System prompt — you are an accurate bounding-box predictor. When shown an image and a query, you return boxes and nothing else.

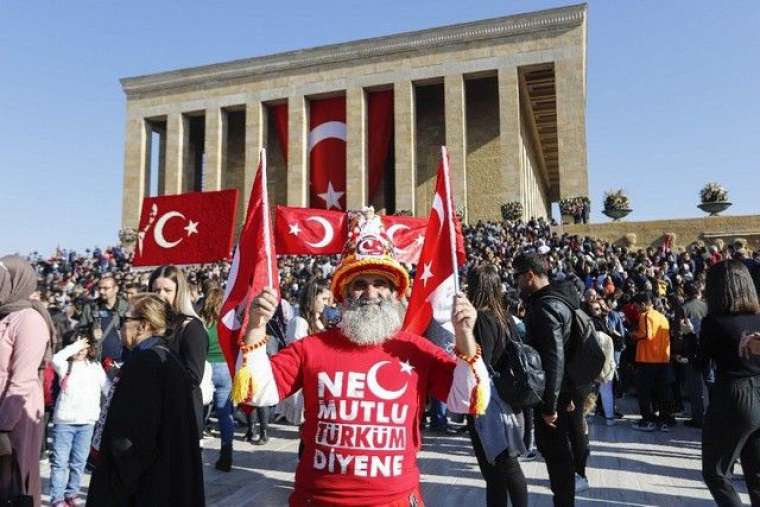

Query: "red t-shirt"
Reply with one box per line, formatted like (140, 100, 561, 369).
(269, 328, 456, 506)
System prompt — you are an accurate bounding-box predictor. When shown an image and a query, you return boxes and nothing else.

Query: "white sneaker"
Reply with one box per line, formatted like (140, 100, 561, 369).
(575, 474, 590, 493)
(605, 418, 617, 426)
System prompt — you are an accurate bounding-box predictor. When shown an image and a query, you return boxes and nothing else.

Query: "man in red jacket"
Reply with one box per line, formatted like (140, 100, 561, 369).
(236, 208, 488, 507)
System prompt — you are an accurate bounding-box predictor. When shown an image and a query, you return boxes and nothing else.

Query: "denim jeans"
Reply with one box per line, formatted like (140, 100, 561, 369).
(49, 423, 94, 503)
(429, 399, 448, 430)
(211, 362, 234, 445)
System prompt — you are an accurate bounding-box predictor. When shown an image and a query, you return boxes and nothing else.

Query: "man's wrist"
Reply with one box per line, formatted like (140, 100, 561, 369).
(244, 326, 267, 345)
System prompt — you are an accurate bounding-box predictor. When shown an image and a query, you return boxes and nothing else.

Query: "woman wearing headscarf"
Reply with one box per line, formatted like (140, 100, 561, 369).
(0, 255, 54, 506)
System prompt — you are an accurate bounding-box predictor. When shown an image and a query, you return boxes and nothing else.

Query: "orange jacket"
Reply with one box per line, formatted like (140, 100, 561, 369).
(633, 309, 670, 363)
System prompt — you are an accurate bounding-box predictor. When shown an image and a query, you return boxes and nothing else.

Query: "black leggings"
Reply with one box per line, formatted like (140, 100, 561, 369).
(467, 417, 528, 507)
(702, 377, 760, 506)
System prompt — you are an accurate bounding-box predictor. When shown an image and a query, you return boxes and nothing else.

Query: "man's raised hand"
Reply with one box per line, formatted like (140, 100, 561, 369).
(246, 287, 278, 344)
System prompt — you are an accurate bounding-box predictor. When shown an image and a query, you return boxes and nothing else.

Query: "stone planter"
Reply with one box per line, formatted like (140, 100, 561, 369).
(698, 201, 732, 216)
(603, 208, 632, 221)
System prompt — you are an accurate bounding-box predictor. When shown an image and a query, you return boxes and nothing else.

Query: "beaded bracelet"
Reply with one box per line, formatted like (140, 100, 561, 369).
(454, 345, 482, 364)
(238, 335, 270, 355)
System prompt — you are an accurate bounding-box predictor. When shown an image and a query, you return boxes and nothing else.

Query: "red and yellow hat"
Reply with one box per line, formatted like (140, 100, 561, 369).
(330, 207, 410, 302)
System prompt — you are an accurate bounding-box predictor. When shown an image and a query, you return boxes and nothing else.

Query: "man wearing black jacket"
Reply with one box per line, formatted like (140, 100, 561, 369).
(514, 253, 587, 506)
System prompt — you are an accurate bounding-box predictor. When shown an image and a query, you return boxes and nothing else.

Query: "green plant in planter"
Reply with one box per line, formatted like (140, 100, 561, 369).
(602, 189, 632, 221)
(699, 182, 728, 203)
(500, 201, 523, 221)
(698, 183, 731, 216)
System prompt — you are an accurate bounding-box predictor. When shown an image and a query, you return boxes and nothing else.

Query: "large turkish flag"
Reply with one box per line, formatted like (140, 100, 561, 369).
(133, 189, 238, 266)
(309, 96, 346, 210)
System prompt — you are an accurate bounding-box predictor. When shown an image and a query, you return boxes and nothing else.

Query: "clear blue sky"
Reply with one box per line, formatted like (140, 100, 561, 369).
(2, 0, 758, 255)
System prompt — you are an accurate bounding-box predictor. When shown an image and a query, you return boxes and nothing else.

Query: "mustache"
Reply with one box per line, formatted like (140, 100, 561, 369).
(344, 296, 388, 308)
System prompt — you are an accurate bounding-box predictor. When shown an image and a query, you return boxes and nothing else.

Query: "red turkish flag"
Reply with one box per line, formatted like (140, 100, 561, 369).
(367, 90, 394, 203)
(218, 150, 279, 376)
(270, 104, 288, 163)
(403, 148, 467, 336)
(133, 189, 238, 267)
(380, 215, 426, 265)
(275, 206, 346, 255)
(381, 215, 466, 265)
(309, 97, 346, 211)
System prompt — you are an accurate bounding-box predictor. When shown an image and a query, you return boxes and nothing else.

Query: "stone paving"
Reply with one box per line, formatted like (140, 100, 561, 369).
(40, 407, 749, 506)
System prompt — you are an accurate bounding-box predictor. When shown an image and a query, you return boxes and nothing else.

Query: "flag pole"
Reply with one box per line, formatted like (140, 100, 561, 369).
(259, 148, 275, 292)
(441, 146, 459, 294)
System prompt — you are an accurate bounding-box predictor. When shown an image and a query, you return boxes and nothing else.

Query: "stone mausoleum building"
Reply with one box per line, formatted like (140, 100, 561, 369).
(120, 4, 588, 230)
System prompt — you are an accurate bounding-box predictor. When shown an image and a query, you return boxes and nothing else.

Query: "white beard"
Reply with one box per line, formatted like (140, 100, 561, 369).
(338, 297, 405, 346)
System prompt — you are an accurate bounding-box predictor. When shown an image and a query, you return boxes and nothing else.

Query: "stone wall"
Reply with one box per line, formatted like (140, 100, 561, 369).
(561, 215, 760, 250)
(466, 76, 502, 221)
(415, 84, 445, 217)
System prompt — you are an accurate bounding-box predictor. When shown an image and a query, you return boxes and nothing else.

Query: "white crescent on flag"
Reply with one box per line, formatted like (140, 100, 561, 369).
(431, 193, 445, 232)
(304, 216, 334, 249)
(308, 121, 347, 152)
(153, 211, 186, 249)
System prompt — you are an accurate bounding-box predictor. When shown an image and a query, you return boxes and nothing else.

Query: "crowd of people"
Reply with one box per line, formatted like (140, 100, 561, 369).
(2, 215, 760, 506)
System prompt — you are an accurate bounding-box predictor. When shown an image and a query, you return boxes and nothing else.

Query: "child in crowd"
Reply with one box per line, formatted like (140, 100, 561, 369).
(49, 336, 109, 507)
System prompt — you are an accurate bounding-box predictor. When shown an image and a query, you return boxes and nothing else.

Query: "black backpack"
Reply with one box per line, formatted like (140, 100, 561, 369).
(487, 317, 545, 410)
(561, 304, 606, 387)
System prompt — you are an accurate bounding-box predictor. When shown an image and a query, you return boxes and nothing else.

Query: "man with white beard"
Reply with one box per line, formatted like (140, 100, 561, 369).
(234, 208, 489, 507)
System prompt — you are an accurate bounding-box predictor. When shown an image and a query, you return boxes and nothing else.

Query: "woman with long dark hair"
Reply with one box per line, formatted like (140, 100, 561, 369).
(700, 259, 760, 506)
(149, 265, 209, 439)
(198, 283, 235, 471)
(466, 264, 528, 507)
(279, 278, 330, 426)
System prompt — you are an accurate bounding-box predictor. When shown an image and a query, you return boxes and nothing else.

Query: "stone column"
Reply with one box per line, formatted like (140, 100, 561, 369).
(498, 66, 526, 219)
(287, 95, 308, 207)
(444, 74, 467, 220)
(121, 115, 150, 229)
(244, 101, 265, 211)
(394, 80, 415, 215)
(163, 112, 184, 195)
(203, 107, 224, 191)
(346, 87, 367, 210)
(555, 55, 588, 200)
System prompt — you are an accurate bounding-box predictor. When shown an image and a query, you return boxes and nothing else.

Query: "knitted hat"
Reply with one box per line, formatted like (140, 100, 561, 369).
(330, 207, 410, 302)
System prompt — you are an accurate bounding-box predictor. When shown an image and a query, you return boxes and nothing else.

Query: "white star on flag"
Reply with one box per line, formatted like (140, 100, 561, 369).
(317, 181, 345, 210)
(184, 220, 199, 236)
(399, 360, 414, 375)
(289, 223, 301, 236)
(415, 234, 425, 246)
(419, 261, 434, 287)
